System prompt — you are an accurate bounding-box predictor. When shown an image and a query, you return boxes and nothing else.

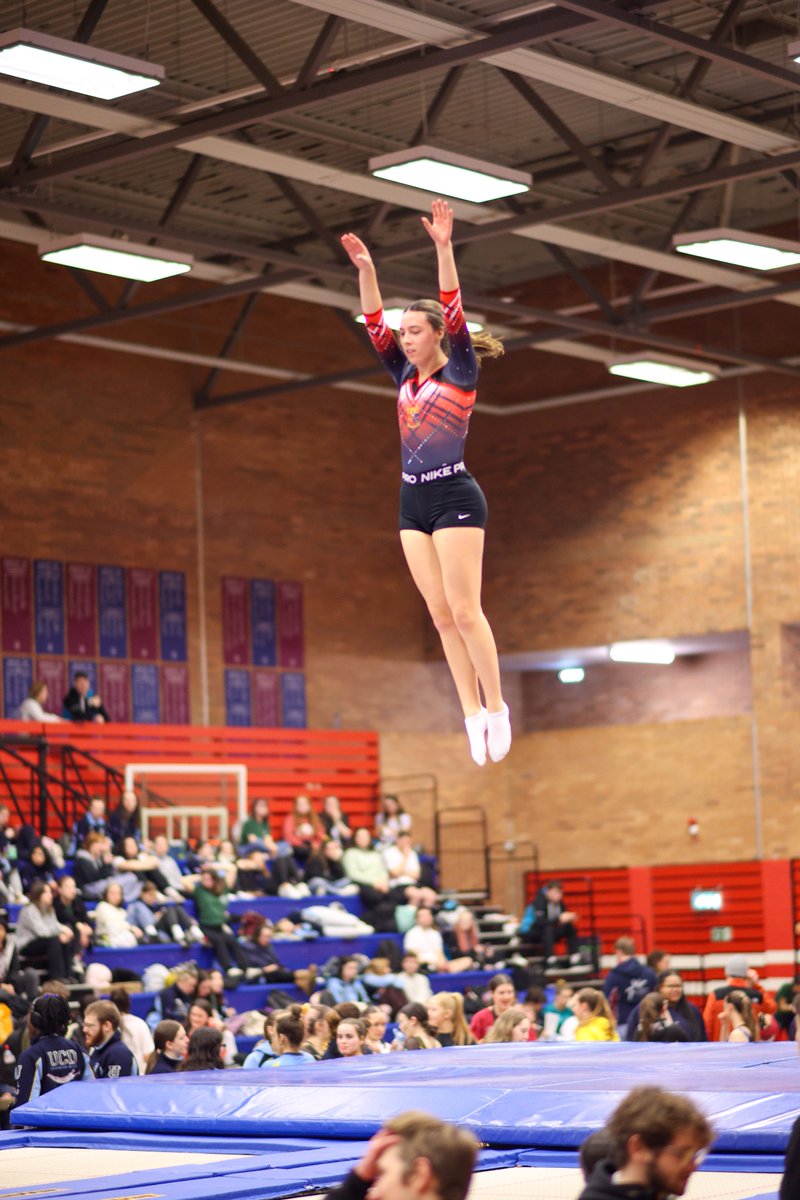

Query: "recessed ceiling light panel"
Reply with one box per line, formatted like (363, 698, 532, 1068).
(608, 352, 718, 388)
(369, 145, 531, 203)
(40, 234, 192, 282)
(355, 305, 484, 333)
(673, 227, 800, 272)
(0, 27, 164, 99)
(609, 642, 676, 665)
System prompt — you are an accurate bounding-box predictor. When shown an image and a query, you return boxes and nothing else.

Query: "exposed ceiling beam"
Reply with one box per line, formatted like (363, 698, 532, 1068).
(189, 0, 286, 97)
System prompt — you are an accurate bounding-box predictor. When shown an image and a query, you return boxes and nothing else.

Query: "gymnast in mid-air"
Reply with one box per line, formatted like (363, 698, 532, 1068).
(341, 198, 510, 766)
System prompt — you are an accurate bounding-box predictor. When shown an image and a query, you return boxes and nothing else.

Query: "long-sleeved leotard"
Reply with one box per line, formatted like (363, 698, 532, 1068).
(364, 288, 477, 482)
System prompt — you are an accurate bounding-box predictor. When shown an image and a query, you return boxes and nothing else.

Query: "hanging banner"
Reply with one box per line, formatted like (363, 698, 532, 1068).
(34, 559, 64, 656)
(1, 557, 32, 654)
(251, 579, 276, 667)
(162, 663, 190, 725)
(98, 565, 127, 659)
(277, 581, 304, 668)
(280, 671, 307, 728)
(66, 562, 97, 657)
(3, 656, 32, 718)
(131, 663, 160, 723)
(100, 662, 130, 724)
(36, 658, 66, 716)
(222, 577, 249, 665)
(128, 568, 158, 660)
(225, 668, 251, 727)
(159, 571, 187, 662)
(252, 669, 279, 727)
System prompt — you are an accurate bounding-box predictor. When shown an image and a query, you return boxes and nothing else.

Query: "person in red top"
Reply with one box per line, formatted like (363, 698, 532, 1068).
(342, 200, 510, 768)
(701, 956, 775, 1041)
(469, 973, 518, 1042)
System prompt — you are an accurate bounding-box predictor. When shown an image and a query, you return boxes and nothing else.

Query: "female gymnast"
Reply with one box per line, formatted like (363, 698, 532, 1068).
(341, 199, 510, 765)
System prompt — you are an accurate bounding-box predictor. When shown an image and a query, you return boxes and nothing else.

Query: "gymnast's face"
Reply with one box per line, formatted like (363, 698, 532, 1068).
(399, 310, 443, 367)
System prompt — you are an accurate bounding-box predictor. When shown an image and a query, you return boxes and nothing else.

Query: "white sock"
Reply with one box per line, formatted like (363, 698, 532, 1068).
(464, 707, 488, 766)
(487, 703, 511, 763)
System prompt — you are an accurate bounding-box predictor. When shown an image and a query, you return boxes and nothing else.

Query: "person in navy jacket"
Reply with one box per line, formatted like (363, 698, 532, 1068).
(602, 937, 657, 1031)
(14, 993, 91, 1107)
(83, 1000, 138, 1078)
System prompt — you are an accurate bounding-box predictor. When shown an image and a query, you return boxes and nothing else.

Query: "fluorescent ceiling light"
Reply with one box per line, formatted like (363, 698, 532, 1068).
(608, 352, 718, 389)
(369, 145, 531, 203)
(558, 667, 585, 684)
(609, 642, 675, 665)
(788, 40, 800, 62)
(40, 234, 192, 282)
(0, 27, 163, 99)
(355, 305, 484, 333)
(673, 227, 800, 272)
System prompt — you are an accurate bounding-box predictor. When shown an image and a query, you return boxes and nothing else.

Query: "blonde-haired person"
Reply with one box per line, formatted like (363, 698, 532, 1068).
(341, 199, 510, 769)
(484, 1008, 534, 1044)
(365, 1006, 392, 1055)
(426, 993, 474, 1047)
(723, 989, 759, 1042)
(573, 987, 620, 1042)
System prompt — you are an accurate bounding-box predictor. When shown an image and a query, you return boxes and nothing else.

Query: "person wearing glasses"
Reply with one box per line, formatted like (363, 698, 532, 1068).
(625, 971, 705, 1042)
(578, 1086, 713, 1199)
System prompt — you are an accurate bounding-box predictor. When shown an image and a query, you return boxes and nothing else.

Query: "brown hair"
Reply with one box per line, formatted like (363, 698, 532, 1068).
(275, 1004, 306, 1050)
(182, 1027, 224, 1071)
(726, 989, 758, 1041)
(633, 992, 666, 1042)
(403, 299, 504, 364)
(615, 936, 636, 956)
(85, 999, 120, 1031)
(383, 1110, 478, 1200)
(28, 680, 47, 701)
(576, 987, 617, 1035)
(485, 1008, 529, 1043)
(146, 1019, 183, 1072)
(606, 1086, 713, 1164)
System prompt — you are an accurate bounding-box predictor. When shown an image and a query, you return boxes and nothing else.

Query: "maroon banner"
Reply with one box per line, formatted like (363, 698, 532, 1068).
(128, 568, 158, 660)
(36, 658, 66, 716)
(65, 562, 97, 657)
(162, 663, 190, 725)
(2, 557, 32, 653)
(276, 581, 304, 669)
(221, 576, 249, 665)
(252, 669, 279, 727)
(100, 661, 130, 724)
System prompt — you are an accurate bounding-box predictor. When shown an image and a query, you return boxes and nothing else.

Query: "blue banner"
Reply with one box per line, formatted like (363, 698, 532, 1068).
(98, 565, 127, 658)
(225, 669, 251, 726)
(131, 663, 160, 723)
(3, 656, 32, 718)
(159, 571, 187, 662)
(280, 672, 307, 728)
(68, 660, 98, 694)
(34, 559, 64, 655)
(251, 579, 276, 666)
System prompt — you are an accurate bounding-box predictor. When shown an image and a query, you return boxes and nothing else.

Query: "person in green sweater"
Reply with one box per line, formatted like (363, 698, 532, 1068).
(237, 798, 304, 892)
(190, 866, 250, 977)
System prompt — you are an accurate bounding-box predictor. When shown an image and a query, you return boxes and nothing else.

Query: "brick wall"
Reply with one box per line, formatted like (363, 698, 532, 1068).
(3, 237, 800, 899)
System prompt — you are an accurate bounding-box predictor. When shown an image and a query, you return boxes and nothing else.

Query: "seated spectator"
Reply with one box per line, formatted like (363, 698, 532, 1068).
(629, 992, 689, 1044)
(572, 987, 619, 1042)
(337, 1016, 369, 1057)
(0, 806, 23, 905)
(17, 840, 56, 893)
(111, 987, 154, 1073)
(321, 794, 352, 845)
(519, 879, 580, 963)
(396, 952, 432, 1005)
(181, 1027, 224, 1071)
(0, 919, 38, 1016)
(83, 1000, 139, 1077)
(384, 831, 421, 888)
(113, 837, 171, 893)
(75, 798, 108, 846)
(240, 919, 304, 986)
(18, 680, 62, 722)
(723, 989, 758, 1042)
(764, 982, 796, 1042)
(242, 1012, 280, 1068)
(602, 936, 657, 1033)
(94, 881, 143, 948)
(189, 865, 250, 977)
(484, 1009, 534, 1043)
(522, 985, 546, 1036)
(196, 968, 236, 1024)
(13, 994, 90, 1108)
(74, 833, 139, 903)
(541, 981, 574, 1038)
(239, 797, 277, 851)
(426, 992, 474, 1047)
(53, 875, 93, 959)
(395, 1002, 440, 1050)
(360, 957, 407, 1016)
(151, 834, 193, 897)
(626, 971, 705, 1043)
(305, 840, 359, 896)
(63, 670, 109, 723)
(323, 956, 371, 1006)
(126, 880, 202, 946)
(146, 963, 199, 1031)
(364, 1006, 391, 1054)
(301, 1005, 331, 1060)
(16, 880, 75, 981)
(268, 1005, 315, 1067)
(445, 908, 495, 969)
(374, 794, 411, 847)
(321, 1003, 361, 1060)
(703, 956, 775, 1041)
(282, 795, 324, 863)
(403, 908, 474, 974)
(108, 790, 144, 849)
(343, 827, 399, 930)
(145, 1019, 188, 1074)
(469, 973, 517, 1042)
(234, 846, 283, 897)
(185, 997, 236, 1064)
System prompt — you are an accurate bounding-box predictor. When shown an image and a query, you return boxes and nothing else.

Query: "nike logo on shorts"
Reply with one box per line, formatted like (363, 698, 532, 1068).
(458, 513, 470, 520)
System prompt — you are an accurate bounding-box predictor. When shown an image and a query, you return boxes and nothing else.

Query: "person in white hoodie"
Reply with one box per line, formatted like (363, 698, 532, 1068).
(93, 881, 143, 948)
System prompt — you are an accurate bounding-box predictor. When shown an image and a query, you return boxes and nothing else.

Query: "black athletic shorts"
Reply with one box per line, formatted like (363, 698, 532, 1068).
(399, 472, 488, 535)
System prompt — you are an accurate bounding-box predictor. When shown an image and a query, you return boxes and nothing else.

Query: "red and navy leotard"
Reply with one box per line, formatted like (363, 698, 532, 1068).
(364, 288, 478, 482)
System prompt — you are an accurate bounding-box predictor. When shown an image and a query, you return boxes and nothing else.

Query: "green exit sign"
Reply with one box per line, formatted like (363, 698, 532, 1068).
(710, 926, 734, 942)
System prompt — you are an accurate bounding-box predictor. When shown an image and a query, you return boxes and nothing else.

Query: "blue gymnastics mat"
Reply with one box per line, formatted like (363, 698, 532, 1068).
(11, 1042, 800, 1154)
